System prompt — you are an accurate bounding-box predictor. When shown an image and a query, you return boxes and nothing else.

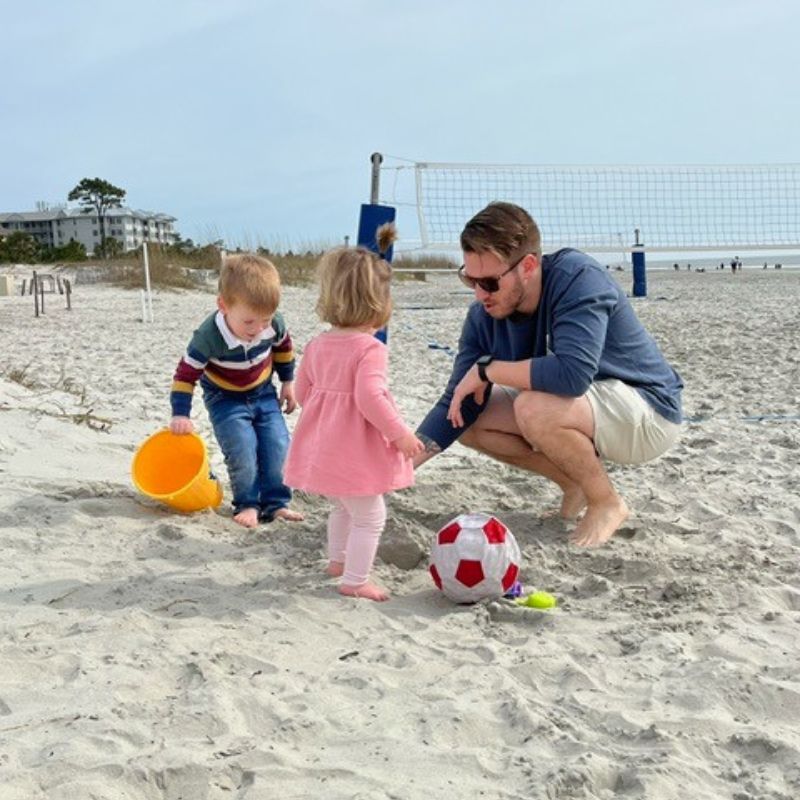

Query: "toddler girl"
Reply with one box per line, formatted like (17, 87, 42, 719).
(284, 226, 423, 601)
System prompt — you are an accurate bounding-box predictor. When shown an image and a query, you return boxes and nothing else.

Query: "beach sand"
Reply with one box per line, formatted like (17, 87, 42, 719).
(0, 267, 798, 799)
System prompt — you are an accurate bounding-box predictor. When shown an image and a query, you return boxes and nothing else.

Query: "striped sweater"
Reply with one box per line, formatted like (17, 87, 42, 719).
(171, 310, 295, 417)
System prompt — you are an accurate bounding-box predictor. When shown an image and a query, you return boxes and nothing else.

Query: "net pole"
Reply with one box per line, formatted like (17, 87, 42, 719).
(414, 163, 429, 248)
(358, 152, 396, 344)
(631, 228, 647, 298)
(370, 152, 382, 204)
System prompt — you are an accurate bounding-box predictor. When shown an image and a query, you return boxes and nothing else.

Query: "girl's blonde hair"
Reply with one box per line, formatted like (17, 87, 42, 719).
(219, 253, 281, 313)
(315, 224, 397, 329)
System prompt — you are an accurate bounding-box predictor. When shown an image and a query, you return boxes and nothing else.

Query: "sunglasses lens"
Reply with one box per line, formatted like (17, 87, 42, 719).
(458, 267, 500, 293)
(458, 269, 475, 289)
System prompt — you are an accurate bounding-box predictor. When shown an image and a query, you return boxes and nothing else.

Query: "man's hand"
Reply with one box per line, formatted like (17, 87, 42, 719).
(170, 415, 194, 435)
(447, 365, 489, 428)
(280, 381, 297, 413)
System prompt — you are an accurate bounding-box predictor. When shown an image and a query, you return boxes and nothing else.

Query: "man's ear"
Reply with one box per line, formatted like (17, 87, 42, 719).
(522, 253, 539, 279)
(216, 295, 226, 314)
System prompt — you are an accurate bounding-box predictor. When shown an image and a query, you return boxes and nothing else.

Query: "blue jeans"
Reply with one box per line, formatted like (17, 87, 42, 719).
(202, 380, 292, 520)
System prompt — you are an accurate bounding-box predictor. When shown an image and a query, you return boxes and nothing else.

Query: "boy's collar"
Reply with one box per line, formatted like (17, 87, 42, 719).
(215, 310, 275, 348)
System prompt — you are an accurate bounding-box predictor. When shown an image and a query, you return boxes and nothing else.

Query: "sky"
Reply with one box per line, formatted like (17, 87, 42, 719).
(2, 0, 799, 252)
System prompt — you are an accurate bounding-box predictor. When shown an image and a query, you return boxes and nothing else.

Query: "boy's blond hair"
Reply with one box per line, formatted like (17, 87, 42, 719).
(315, 246, 393, 329)
(218, 253, 281, 312)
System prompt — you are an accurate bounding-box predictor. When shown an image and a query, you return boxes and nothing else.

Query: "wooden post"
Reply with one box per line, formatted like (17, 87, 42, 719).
(142, 243, 154, 322)
(33, 271, 39, 317)
(65, 279, 72, 310)
(40, 276, 45, 314)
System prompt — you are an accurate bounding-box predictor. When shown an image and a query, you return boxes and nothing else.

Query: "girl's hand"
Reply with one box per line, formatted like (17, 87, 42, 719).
(170, 415, 194, 435)
(394, 431, 425, 458)
(280, 382, 297, 414)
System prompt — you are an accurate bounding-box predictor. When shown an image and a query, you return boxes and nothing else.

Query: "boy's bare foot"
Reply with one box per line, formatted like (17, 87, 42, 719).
(339, 582, 389, 602)
(273, 507, 304, 522)
(569, 496, 629, 548)
(326, 561, 344, 577)
(234, 508, 259, 528)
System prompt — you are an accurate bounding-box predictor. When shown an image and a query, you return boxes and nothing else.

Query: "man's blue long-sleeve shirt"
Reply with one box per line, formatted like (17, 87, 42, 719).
(418, 249, 683, 450)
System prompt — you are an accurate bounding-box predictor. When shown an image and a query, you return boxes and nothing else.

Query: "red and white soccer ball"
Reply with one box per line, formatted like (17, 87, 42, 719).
(429, 512, 521, 603)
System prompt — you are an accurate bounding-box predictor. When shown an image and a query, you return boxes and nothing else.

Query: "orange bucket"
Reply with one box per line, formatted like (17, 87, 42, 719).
(132, 430, 223, 512)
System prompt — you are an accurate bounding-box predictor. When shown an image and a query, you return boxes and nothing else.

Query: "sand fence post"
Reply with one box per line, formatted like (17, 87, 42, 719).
(142, 242, 154, 323)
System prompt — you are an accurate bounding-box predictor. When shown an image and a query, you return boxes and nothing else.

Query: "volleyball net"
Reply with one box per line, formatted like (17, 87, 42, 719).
(375, 157, 800, 254)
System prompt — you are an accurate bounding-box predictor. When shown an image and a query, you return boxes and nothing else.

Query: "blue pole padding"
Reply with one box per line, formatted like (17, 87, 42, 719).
(357, 203, 396, 343)
(632, 246, 647, 297)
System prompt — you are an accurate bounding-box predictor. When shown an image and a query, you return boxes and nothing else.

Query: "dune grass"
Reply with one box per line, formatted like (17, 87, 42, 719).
(74, 246, 458, 291)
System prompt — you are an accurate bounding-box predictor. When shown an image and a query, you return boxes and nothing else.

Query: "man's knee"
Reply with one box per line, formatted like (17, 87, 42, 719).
(513, 391, 547, 432)
(513, 390, 594, 440)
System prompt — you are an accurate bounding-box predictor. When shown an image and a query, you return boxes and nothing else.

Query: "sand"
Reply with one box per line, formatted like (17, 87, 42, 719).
(0, 266, 798, 799)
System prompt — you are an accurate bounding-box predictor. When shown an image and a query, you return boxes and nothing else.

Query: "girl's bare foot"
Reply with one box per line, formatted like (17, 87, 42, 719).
(273, 507, 304, 522)
(326, 561, 344, 577)
(339, 582, 389, 602)
(234, 508, 259, 528)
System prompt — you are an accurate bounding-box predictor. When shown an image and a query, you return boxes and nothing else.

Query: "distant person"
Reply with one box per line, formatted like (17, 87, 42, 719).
(720, 262, 725, 270)
(673, 262, 679, 271)
(284, 226, 424, 602)
(687, 263, 692, 271)
(169, 253, 304, 528)
(730, 258, 737, 273)
(413, 202, 683, 548)
(763, 261, 768, 270)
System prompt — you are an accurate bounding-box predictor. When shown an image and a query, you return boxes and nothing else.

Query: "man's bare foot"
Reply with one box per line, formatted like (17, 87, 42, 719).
(273, 507, 304, 522)
(542, 485, 587, 520)
(569, 496, 629, 547)
(326, 560, 344, 577)
(339, 582, 389, 602)
(234, 508, 259, 528)
(560, 485, 587, 520)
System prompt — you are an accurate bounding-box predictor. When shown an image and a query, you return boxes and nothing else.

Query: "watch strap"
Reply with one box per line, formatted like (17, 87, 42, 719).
(477, 358, 492, 383)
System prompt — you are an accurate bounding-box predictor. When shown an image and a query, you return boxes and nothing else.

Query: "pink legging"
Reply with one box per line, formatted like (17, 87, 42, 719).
(327, 495, 386, 587)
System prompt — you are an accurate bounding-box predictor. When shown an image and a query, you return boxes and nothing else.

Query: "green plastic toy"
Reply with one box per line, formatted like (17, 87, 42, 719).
(516, 591, 557, 609)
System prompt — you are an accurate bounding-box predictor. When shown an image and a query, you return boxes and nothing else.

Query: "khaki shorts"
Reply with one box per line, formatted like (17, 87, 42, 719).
(586, 379, 682, 465)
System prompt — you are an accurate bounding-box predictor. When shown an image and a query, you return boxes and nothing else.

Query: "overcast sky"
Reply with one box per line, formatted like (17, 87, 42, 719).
(2, 0, 798, 250)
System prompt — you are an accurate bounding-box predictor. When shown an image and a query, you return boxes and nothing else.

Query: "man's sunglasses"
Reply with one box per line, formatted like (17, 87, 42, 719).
(457, 254, 530, 294)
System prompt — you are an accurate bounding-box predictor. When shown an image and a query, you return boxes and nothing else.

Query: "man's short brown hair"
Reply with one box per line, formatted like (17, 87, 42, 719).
(460, 201, 542, 263)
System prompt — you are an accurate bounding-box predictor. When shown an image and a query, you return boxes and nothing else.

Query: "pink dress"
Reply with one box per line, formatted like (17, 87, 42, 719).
(284, 332, 415, 497)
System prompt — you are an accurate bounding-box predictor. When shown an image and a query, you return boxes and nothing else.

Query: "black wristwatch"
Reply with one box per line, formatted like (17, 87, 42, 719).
(475, 354, 494, 383)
